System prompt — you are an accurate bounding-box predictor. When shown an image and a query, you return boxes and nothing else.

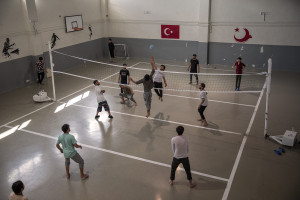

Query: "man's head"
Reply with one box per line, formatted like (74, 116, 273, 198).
(237, 57, 242, 62)
(193, 54, 197, 59)
(199, 83, 205, 90)
(108, 38, 112, 43)
(39, 57, 43, 61)
(61, 124, 70, 133)
(123, 63, 127, 69)
(12, 180, 24, 195)
(144, 74, 150, 81)
(176, 126, 184, 135)
(160, 65, 166, 71)
(93, 80, 100, 86)
(6, 38, 9, 42)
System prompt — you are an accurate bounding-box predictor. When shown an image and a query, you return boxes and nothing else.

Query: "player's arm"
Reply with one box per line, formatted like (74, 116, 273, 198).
(128, 76, 131, 84)
(130, 77, 137, 84)
(73, 143, 82, 149)
(197, 63, 200, 73)
(150, 56, 157, 70)
(118, 74, 121, 83)
(187, 63, 191, 71)
(130, 87, 134, 95)
(163, 76, 167, 87)
(171, 139, 175, 153)
(232, 62, 236, 69)
(198, 98, 205, 108)
(56, 143, 63, 153)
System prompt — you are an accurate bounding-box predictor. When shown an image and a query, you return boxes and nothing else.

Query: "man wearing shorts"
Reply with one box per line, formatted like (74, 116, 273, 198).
(169, 126, 196, 188)
(198, 83, 208, 126)
(187, 54, 200, 85)
(151, 56, 167, 102)
(130, 58, 155, 118)
(56, 124, 89, 180)
(232, 57, 246, 91)
(119, 84, 137, 106)
(118, 63, 130, 93)
(93, 80, 113, 119)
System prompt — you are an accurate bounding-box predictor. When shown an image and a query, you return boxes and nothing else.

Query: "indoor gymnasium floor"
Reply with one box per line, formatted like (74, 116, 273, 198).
(0, 58, 299, 200)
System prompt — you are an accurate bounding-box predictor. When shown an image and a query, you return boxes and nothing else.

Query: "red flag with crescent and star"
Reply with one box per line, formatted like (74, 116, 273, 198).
(161, 25, 180, 39)
(234, 28, 252, 43)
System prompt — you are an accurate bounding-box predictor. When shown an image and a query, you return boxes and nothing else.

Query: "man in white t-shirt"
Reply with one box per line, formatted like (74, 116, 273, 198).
(169, 126, 196, 188)
(93, 80, 113, 119)
(151, 56, 167, 102)
(198, 83, 208, 126)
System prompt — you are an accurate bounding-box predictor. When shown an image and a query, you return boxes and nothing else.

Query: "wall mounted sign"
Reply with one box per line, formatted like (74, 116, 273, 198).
(234, 28, 252, 43)
(161, 25, 180, 39)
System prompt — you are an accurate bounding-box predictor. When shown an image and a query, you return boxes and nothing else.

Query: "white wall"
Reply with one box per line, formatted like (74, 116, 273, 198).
(0, 0, 107, 63)
(209, 0, 300, 46)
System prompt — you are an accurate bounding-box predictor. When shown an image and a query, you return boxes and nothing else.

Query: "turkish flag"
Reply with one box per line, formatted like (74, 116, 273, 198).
(161, 25, 180, 39)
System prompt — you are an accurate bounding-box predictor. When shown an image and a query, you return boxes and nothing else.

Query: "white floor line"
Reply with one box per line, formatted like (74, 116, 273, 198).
(221, 80, 267, 200)
(59, 101, 242, 136)
(0, 62, 141, 128)
(101, 85, 256, 108)
(4, 125, 228, 182)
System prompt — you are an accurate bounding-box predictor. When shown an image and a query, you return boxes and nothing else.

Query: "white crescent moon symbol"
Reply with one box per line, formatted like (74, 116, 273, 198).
(164, 28, 170, 36)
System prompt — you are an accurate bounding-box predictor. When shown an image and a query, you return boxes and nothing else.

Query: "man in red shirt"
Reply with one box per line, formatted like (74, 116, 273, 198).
(232, 57, 246, 91)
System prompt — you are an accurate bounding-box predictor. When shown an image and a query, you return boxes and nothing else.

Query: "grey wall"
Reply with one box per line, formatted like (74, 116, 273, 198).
(208, 42, 300, 71)
(110, 37, 208, 64)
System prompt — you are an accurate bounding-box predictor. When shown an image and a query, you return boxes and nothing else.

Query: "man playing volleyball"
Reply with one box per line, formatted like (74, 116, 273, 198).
(198, 83, 208, 126)
(93, 80, 113, 119)
(187, 54, 199, 85)
(118, 63, 131, 94)
(151, 56, 167, 102)
(119, 84, 137, 106)
(56, 124, 89, 180)
(130, 58, 155, 118)
(232, 57, 246, 91)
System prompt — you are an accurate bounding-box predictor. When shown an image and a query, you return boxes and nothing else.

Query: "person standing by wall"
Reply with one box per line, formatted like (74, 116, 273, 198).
(108, 38, 115, 62)
(232, 57, 246, 91)
(34, 57, 47, 84)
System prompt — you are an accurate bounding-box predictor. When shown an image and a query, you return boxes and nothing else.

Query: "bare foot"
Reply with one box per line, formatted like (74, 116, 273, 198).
(189, 82, 192, 84)
(202, 122, 208, 126)
(169, 180, 173, 185)
(160, 98, 163, 102)
(120, 101, 125, 104)
(197, 119, 203, 121)
(81, 174, 89, 180)
(146, 113, 150, 118)
(66, 174, 70, 179)
(190, 182, 196, 188)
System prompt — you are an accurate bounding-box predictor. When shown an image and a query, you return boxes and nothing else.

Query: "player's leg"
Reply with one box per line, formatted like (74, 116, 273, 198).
(189, 73, 192, 84)
(40, 72, 45, 84)
(37, 72, 42, 84)
(195, 74, 199, 85)
(235, 75, 239, 90)
(70, 152, 89, 179)
(181, 157, 196, 188)
(237, 75, 242, 90)
(200, 106, 208, 126)
(103, 101, 113, 118)
(119, 93, 125, 104)
(154, 82, 160, 99)
(95, 102, 102, 118)
(170, 157, 181, 185)
(144, 92, 152, 117)
(159, 82, 163, 101)
(65, 158, 71, 179)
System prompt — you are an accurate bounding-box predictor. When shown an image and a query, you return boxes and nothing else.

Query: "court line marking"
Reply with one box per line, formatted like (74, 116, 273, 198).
(101, 85, 256, 108)
(4, 125, 228, 182)
(58, 101, 243, 136)
(0, 62, 141, 129)
(221, 80, 267, 200)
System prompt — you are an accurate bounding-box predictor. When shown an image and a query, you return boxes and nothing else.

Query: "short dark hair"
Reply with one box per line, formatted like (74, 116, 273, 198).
(39, 57, 43, 60)
(176, 126, 184, 135)
(144, 74, 150, 81)
(12, 180, 24, 195)
(237, 57, 242, 60)
(61, 124, 70, 133)
(200, 83, 205, 88)
(193, 54, 197, 56)
(161, 65, 166, 70)
(123, 63, 127, 66)
(108, 38, 112, 41)
(93, 80, 98, 85)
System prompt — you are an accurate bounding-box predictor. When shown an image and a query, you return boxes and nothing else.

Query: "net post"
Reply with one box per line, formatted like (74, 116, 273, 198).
(48, 41, 56, 101)
(264, 58, 272, 137)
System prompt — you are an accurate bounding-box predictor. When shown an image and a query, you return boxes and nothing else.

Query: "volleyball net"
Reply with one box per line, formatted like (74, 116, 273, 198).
(50, 50, 267, 97)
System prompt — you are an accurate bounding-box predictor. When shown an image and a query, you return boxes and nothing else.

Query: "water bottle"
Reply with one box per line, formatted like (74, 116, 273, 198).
(292, 127, 295, 132)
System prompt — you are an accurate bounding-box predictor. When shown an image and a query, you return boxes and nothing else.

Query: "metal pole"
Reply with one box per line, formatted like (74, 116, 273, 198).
(48, 41, 56, 101)
(264, 58, 272, 137)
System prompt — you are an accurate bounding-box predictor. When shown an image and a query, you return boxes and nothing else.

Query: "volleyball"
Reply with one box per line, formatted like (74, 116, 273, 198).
(149, 44, 154, 50)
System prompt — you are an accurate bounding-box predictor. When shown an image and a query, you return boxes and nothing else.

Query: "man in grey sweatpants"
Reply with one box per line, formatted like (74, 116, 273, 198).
(131, 57, 155, 118)
(56, 124, 89, 180)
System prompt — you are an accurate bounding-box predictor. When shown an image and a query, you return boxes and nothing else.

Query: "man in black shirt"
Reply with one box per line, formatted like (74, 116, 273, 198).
(187, 54, 199, 85)
(118, 63, 131, 93)
(108, 38, 115, 62)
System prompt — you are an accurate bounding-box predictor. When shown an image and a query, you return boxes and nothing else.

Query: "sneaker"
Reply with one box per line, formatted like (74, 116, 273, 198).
(279, 147, 285, 153)
(274, 150, 281, 155)
(95, 115, 100, 119)
(108, 115, 113, 119)
(237, 88, 240, 91)
(235, 88, 238, 91)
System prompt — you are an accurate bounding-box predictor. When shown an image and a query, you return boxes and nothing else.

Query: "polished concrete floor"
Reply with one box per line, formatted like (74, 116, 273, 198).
(0, 57, 299, 200)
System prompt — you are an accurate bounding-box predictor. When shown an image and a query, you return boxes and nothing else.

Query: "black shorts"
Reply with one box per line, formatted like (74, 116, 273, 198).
(97, 101, 110, 112)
